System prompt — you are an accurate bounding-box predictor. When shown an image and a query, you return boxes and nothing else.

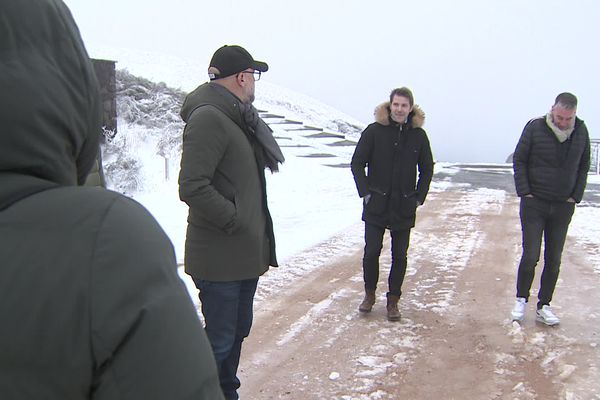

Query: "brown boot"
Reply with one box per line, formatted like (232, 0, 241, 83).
(386, 293, 401, 321)
(358, 289, 376, 313)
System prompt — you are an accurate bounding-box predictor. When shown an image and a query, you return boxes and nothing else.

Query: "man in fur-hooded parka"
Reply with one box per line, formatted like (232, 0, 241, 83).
(351, 87, 434, 320)
(351, 90, 434, 229)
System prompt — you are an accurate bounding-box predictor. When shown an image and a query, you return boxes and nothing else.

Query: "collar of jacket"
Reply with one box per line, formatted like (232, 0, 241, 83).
(373, 101, 425, 128)
(180, 82, 245, 130)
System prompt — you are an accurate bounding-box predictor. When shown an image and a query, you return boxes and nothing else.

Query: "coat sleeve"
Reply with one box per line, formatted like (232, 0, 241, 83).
(178, 107, 236, 230)
(351, 127, 373, 198)
(571, 124, 591, 203)
(416, 131, 434, 204)
(513, 120, 534, 197)
(90, 196, 224, 400)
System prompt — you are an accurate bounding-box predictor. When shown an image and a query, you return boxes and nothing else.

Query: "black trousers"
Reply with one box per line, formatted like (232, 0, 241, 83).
(362, 223, 411, 296)
(516, 197, 575, 307)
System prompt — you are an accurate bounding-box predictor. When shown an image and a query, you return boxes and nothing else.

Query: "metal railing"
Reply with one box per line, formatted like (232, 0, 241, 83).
(591, 139, 600, 175)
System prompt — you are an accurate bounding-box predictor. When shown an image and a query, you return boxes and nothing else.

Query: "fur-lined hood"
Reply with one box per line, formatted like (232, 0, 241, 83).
(374, 102, 425, 128)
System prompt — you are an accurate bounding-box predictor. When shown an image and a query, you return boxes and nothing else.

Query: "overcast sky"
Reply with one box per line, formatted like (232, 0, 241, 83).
(64, 0, 599, 162)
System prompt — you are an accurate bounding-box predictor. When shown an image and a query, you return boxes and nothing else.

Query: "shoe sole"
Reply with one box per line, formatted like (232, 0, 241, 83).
(511, 313, 524, 322)
(358, 304, 374, 313)
(535, 315, 559, 326)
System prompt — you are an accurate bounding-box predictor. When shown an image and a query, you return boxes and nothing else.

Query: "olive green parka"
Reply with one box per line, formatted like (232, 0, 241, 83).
(179, 82, 278, 282)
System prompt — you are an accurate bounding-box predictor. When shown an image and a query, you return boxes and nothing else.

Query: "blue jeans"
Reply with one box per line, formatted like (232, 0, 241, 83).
(193, 277, 258, 400)
(362, 223, 411, 296)
(516, 197, 575, 307)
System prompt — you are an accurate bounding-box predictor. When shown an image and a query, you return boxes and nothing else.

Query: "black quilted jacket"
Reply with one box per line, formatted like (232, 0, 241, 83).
(513, 116, 590, 203)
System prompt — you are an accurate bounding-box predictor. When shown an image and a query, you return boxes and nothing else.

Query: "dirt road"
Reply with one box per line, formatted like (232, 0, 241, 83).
(238, 179, 600, 399)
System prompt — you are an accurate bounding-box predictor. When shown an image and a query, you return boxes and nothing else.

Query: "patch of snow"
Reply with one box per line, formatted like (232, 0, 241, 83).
(328, 372, 340, 380)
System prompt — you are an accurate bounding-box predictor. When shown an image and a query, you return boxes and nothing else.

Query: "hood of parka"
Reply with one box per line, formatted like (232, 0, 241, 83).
(374, 101, 425, 128)
(180, 82, 245, 130)
(0, 0, 101, 199)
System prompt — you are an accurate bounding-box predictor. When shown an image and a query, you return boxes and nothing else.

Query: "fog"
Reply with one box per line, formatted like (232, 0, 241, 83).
(65, 0, 599, 162)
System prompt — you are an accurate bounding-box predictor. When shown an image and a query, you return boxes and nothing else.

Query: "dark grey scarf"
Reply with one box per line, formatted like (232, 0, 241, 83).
(209, 83, 284, 172)
(240, 102, 285, 172)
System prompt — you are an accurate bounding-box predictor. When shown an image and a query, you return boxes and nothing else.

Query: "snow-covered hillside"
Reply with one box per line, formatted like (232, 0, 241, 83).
(100, 51, 368, 266)
(93, 46, 366, 135)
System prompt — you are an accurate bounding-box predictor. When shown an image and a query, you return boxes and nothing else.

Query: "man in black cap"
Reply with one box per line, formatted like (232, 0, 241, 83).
(179, 44, 284, 399)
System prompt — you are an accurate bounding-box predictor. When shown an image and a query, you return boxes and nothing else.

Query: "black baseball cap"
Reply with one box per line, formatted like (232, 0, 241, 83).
(208, 45, 268, 80)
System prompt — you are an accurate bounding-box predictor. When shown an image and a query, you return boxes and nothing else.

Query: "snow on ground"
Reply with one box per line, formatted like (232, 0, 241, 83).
(409, 187, 507, 314)
(570, 174, 600, 273)
(588, 174, 600, 185)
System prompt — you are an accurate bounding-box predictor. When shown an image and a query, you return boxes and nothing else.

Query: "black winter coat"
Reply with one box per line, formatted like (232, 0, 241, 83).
(0, 1, 223, 398)
(351, 102, 434, 230)
(513, 116, 590, 203)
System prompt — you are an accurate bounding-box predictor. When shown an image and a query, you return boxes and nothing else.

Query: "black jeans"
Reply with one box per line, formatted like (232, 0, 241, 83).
(516, 197, 575, 307)
(362, 223, 411, 296)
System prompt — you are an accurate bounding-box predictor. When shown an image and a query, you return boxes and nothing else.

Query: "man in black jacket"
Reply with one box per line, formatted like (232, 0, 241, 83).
(511, 92, 590, 326)
(351, 87, 434, 321)
(0, 1, 224, 399)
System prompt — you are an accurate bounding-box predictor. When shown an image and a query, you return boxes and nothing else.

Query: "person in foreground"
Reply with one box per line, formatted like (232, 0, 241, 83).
(351, 87, 434, 321)
(178, 44, 283, 399)
(511, 92, 590, 326)
(0, 1, 224, 398)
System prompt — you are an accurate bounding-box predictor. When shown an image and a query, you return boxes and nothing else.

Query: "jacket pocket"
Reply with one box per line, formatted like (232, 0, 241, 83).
(394, 195, 417, 218)
(222, 195, 239, 234)
(365, 188, 388, 214)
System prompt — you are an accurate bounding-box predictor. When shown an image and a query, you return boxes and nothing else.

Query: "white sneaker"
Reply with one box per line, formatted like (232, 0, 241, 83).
(536, 305, 560, 326)
(511, 297, 527, 321)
